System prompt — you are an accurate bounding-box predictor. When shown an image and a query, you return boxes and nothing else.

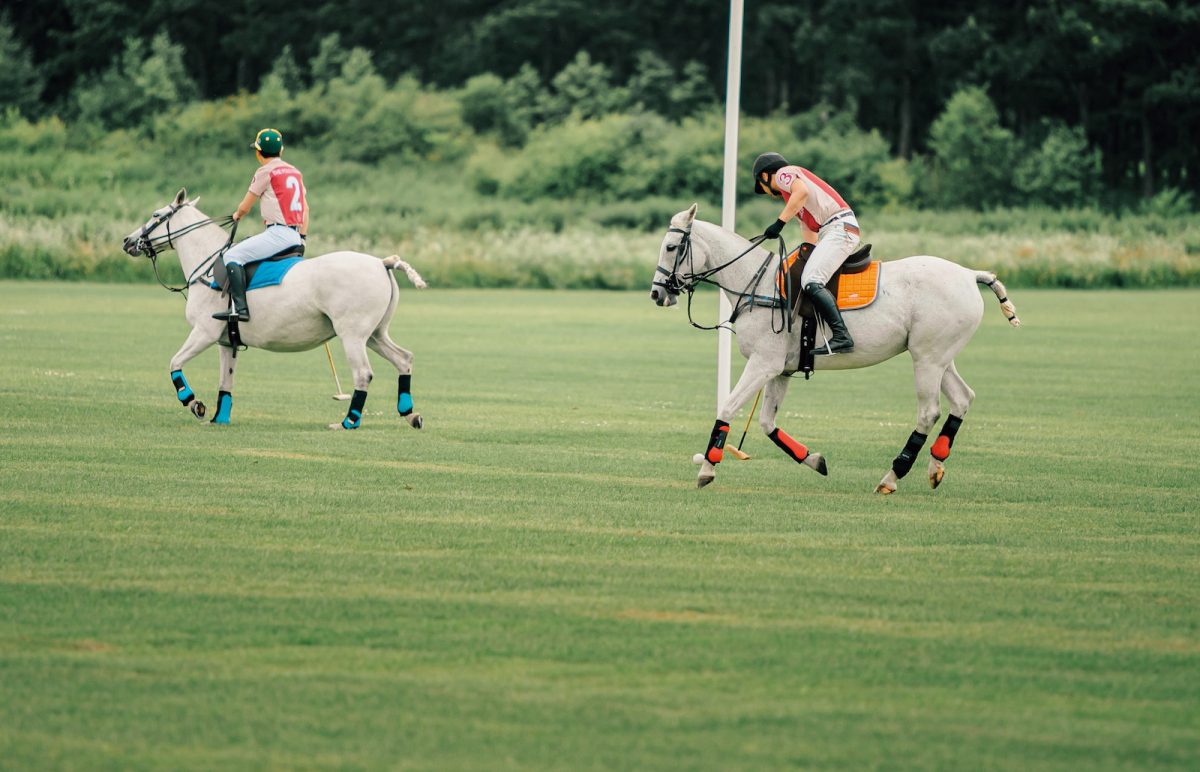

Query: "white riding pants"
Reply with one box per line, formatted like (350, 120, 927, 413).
(801, 220, 861, 287)
(223, 225, 302, 266)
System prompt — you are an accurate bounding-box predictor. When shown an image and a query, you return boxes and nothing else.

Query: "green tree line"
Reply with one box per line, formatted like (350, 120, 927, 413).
(2, 1, 1198, 207)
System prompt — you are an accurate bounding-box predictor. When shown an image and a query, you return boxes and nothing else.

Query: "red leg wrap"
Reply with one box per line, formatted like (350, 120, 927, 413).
(931, 435, 951, 461)
(769, 428, 809, 463)
(705, 422, 730, 464)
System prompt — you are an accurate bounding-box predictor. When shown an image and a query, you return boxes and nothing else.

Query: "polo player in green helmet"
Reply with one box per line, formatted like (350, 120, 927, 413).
(214, 128, 309, 322)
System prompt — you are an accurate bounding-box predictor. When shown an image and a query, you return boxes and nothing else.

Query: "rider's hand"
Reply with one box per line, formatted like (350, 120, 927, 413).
(762, 219, 787, 240)
(231, 211, 243, 222)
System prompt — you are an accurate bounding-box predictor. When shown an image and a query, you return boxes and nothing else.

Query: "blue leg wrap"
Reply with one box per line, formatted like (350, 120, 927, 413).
(397, 374, 413, 415)
(211, 391, 232, 425)
(342, 389, 368, 430)
(170, 370, 194, 405)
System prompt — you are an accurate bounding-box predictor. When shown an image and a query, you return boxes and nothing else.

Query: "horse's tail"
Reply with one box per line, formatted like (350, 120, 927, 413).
(975, 271, 1020, 327)
(383, 255, 427, 289)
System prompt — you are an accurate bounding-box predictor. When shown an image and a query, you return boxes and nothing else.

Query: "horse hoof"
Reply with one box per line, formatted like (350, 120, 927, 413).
(190, 401, 206, 420)
(875, 482, 896, 495)
(328, 421, 351, 431)
(407, 413, 423, 429)
(875, 470, 898, 495)
(928, 460, 945, 489)
(697, 474, 715, 489)
(804, 453, 828, 476)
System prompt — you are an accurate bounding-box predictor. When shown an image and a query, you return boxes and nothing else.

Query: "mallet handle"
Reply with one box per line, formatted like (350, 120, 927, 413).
(324, 342, 345, 395)
(736, 389, 762, 451)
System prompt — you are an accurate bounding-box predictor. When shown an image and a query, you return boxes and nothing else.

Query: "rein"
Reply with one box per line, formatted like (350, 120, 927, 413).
(133, 207, 236, 297)
(656, 227, 792, 334)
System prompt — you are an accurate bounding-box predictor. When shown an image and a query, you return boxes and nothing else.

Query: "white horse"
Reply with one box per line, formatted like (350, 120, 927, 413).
(650, 205, 1020, 493)
(123, 188, 427, 430)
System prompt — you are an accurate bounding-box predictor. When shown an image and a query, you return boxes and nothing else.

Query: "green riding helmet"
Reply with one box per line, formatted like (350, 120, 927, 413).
(252, 128, 284, 156)
(752, 152, 788, 194)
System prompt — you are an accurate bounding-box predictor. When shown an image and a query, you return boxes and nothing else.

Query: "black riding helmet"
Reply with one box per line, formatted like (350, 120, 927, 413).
(752, 152, 788, 195)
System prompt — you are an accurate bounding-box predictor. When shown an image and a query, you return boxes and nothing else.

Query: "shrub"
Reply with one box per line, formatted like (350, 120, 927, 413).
(927, 86, 1018, 209)
(458, 71, 535, 147)
(503, 114, 646, 200)
(73, 32, 198, 134)
(0, 15, 42, 117)
(540, 51, 628, 123)
(1015, 123, 1101, 207)
(0, 111, 68, 152)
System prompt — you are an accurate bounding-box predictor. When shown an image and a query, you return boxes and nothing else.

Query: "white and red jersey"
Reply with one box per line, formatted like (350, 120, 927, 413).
(248, 158, 307, 227)
(774, 165, 856, 232)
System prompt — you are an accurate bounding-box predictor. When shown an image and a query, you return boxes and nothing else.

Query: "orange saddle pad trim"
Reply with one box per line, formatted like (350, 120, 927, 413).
(836, 260, 880, 310)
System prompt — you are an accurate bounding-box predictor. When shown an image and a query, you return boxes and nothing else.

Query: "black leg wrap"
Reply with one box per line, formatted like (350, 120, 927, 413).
(892, 431, 928, 479)
(342, 389, 369, 429)
(704, 420, 730, 464)
(940, 415, 963, 447)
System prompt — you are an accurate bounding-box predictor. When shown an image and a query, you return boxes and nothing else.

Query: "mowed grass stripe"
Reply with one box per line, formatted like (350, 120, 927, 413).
(1, 283, 1199, 769)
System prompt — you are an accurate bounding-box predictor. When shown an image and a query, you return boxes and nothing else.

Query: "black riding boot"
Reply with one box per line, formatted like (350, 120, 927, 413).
(212, 263, 250, 322)
(804, 282, 854, 354)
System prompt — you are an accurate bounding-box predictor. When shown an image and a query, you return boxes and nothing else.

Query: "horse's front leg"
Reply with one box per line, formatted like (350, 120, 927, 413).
(695, 354, 781, 489)
(169, 326, 219, 421)
(758, 375, 828, 476)
(209, 344, 237, 425)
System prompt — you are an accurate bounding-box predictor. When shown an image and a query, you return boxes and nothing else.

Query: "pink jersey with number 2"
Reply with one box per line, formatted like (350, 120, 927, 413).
(774, 165, 853, 233)
(248, 157, 307, 227)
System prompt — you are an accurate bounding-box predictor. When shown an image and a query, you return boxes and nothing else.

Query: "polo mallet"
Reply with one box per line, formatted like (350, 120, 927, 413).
(727, 389, 762, 460)
(324, 342, 351, 400)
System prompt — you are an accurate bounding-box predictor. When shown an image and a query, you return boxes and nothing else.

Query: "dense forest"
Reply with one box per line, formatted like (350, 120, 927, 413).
(2, 0, 1198, 205)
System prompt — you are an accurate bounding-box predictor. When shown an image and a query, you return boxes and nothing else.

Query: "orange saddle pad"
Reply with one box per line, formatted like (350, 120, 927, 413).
(836, 260, 881, 310)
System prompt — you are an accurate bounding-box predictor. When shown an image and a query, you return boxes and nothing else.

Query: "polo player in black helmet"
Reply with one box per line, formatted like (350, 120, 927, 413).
(753, 152, 859, 354)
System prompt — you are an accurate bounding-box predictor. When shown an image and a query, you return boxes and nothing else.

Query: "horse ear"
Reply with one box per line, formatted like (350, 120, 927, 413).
(187, 195, 201, 207)
(174, 188, 187, 205)
(672, 203, 700, 228)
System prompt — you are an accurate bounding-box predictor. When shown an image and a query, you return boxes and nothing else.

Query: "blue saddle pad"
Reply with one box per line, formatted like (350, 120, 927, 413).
(248, 257, 303, 291)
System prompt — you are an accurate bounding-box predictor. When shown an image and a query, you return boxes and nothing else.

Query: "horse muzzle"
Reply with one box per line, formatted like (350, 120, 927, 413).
(123, 236, 147, 257)
(650, 287, 678, 307)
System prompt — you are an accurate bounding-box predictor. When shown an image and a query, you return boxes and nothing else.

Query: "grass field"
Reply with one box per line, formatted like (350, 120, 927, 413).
(1, 282, 1198, 770)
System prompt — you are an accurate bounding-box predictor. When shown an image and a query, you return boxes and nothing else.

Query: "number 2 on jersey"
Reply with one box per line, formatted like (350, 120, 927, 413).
(285, 175, 303, 212)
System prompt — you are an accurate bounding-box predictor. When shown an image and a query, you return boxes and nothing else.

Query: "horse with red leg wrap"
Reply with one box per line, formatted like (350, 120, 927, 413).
(650, 205, 1020, 493)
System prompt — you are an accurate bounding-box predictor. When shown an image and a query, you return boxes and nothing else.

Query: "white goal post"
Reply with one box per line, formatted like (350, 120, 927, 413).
(718, 0, 744, 410)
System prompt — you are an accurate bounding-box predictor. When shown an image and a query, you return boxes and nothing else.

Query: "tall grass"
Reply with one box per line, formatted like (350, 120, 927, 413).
(1, 130, 1197, 288)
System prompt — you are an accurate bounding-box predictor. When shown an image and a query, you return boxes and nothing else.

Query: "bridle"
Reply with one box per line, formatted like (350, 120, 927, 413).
(654, 226, 791, 333)
(129, 204, 235, 296)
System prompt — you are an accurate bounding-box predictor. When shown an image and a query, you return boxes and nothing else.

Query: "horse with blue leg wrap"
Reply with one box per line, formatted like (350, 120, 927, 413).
(125, 188, 427, 431)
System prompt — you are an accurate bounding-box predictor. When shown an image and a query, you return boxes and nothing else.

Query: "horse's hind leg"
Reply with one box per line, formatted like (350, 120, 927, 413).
(757, 375, 827, 476)
(367, 332, 422, 429)
(927, 361, 976, 489)
(329, 335, 373, 431)
(876, 359, 946, 495)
